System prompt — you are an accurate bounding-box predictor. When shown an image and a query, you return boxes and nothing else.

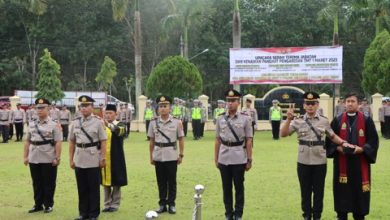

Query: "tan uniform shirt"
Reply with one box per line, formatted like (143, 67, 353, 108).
(69, 115, 107, 168)
(0, 109, 11, 125)
(59, 109, 72, 125)
(28, 109, 38, 122)
(49, 108, 61, 122)
(242, 107, 258, 127)
(117, 109, 127, 123)
(126, 108, 132, 122)
(384, 105, 390, 116)
(334, 104, 346, 116)
(359, 104, 372, 118)
(27, 117, 62, 163)
(148, 115, 184, 162)
(12, 109, 26, 123)
(288, 113, 335, 165)
(216, 112, 253, 165)
(379, 106, 384, 122)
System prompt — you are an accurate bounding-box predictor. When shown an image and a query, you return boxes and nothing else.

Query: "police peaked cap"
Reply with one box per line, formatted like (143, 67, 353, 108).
(35, 98, 50, 106)
(78, 95, 95, 104)
(303, 92, 320, 101)
(225, 89, 241, 99)
(156, 95, 172, 105)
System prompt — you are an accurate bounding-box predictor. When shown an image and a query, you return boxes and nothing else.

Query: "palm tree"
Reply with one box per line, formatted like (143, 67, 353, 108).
(349, 0, 390, 36)
(318, 0, 345, 45)
(111, 0, 142, 108)
(25, 0, 47, 89)
(161, 0, 202, 59)
(233, 0, 241, 91)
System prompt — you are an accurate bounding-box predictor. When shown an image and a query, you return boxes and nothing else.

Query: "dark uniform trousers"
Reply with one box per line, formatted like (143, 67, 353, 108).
(218, 163, 246, 217)
(9, 123, 13, 139)
(200, 122, 205, 137)
(192, 119, 201, 138)
(126, 122, 130, 137)
(271, 120, 281, 139)
(182, 120, 188, 137)
(29, 163, 57, 208)
(384, 116, 390, 139)
(14, 122, 24, 140)
(0, 124, 9, 142)
(155, 161, 177, 206)
(337, 212, 365, 220)
(61, 124, 68, 141)
(145, 120, 151, 139)
(75, 167, 101, 218)
(297, 163, 327, 219)
(380, 122, 384, 137)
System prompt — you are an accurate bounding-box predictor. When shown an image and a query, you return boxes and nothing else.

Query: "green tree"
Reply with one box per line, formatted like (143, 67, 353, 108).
(35, 48, 64, 101)
(161, 0, 203, 59)
(96, 56, 117, 92)
(362, 30, 390, 96)
(146, 56, 202, 98)
(111, 0, 142, 106)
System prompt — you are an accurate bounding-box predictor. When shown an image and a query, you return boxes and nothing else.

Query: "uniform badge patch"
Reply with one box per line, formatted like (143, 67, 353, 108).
(359, 129, 364, 137)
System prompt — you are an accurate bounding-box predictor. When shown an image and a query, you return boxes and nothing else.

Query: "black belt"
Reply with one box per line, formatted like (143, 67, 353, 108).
(154, 142, 176, 147)
(60, 119, 69, 121)
(14, 119, 23, 121)
(76, 142, 100, 148)
(221, 140, 245, 147)
(0, 119, 8, 121)
(31, 140, 51, 145)
(299, 140, 324, 146)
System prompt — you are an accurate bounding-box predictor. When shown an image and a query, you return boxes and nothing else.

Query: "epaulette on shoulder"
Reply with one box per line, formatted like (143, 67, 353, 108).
(151, 116, 158, 121)
(319, 114, 328, 119)
(240, 112, 249, 116)
(92, 115, 101, 120)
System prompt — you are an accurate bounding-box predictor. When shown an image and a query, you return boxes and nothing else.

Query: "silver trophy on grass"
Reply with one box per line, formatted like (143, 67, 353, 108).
(192, 184, 205, 220)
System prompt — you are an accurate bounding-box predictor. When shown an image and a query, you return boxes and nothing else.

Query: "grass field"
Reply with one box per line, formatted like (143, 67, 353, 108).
(0, 131, 389, 220)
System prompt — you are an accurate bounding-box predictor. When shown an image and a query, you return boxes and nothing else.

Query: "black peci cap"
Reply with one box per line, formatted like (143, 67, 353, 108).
(105, 104, 117, 112)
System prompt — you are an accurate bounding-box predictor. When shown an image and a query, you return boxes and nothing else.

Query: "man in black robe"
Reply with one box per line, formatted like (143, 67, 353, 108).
(101, 104, 128, 213)
(326, 93, 379, 220)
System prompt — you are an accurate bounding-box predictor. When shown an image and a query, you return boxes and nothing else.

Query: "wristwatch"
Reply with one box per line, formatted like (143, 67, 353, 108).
(179, 154, 184, 158)
(247, 158, 253, 163)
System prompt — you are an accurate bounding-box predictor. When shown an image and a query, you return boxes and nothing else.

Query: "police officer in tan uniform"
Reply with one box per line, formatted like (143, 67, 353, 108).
(215, 89, 253, 220)
(125, 103, 132, 137)
(280, 92, 352, 220)
(49, 104, 61, 122)
(60, 105, 72, 141)
(69, 95, 107, 220)
(0, 103, 12, 143)
(13, 103, 26, 141)
(148, 95, 184, 215)
(241, 98, 258, 135)
(23, 98, 62, 214)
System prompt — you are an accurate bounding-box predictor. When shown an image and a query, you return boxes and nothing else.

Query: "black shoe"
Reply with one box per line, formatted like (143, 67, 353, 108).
(168, 205, 176, 214)
(156, 205, 167, 213)
(225, 215, 234, 220)
(90, 218, 98, 220)
(28, 205, 43, 213)
(109, 207, 118, 212)
(44, 207, 53, 213)
(74, 216, 88, 220)
(102, 207, 111, 212)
